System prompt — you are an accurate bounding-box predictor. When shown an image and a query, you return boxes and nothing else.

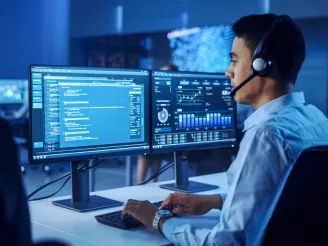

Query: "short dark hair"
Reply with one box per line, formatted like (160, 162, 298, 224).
(232, 13, 306, 84)
(161, 64, 179, 71)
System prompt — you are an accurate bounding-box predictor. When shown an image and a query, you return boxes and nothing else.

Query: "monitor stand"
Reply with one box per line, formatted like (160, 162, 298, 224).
(52, 160, 123, 212)
(159, 151, 219, 193)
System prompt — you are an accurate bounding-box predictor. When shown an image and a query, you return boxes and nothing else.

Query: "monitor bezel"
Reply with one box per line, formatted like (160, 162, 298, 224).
(150, 69, 238, 154)
(28, 64, 151, 165)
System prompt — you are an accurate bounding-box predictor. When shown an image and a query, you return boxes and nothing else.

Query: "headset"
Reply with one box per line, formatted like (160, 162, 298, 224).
(230, 15, 289, 97)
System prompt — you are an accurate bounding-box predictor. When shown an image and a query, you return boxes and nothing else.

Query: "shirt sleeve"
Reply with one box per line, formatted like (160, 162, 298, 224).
(161, 127, 293, 246)
(220, 193, 227, 203)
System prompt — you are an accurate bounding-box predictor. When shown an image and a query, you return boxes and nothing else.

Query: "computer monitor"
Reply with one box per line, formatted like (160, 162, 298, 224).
(29, 65, 151, 211)
(151, 70, 237, 192)
(0, 79, 28, 118)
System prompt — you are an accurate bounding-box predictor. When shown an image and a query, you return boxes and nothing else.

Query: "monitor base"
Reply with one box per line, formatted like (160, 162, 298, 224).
(52, 195, 123, 212)
(160, 181, 218, 193)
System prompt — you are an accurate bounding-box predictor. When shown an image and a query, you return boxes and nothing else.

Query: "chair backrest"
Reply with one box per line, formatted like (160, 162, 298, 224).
(263, 146, 328, 246)
(33, 240, 70, 246)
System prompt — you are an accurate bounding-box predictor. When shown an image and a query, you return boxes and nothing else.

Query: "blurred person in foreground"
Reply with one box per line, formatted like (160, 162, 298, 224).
(0, 117, 31, 246)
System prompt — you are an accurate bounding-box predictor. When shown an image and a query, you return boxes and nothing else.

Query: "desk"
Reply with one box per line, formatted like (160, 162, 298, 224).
(29, 173, 227, 246)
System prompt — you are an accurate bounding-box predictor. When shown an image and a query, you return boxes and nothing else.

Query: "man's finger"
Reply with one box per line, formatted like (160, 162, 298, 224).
(167, 192, 185, 199)
(172, 206, 193, 215)
(173, 192, 185, 196)
(142, 200, 152, 205)
(159, 199, 170, 209)
(127, 199, 139, 204)
(122, 203, 137, 216)
(122, 199, 139, 215)
(170, 197, 188, 205)
(159, 197, 188, 209)
(159, 192, 187, 209)
(161, 193, 174, 204)
(159, 197, 178, 209)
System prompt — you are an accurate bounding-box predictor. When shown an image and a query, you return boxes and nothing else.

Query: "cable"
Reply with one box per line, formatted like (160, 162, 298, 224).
(27, 159, 103, 201)
(80, 159, 103, 172)
(28, 158, 170, 201)
(28, 176, 71, 202)
(138, 161, 175, 185)
(138, 161, 174, 185)
(27, 171, 71, 200)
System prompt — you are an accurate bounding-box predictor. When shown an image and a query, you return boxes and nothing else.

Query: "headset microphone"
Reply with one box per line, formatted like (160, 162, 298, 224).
(229, 73, 256, 97)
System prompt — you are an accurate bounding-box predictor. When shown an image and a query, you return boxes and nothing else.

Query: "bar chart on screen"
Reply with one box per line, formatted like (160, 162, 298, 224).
(176, 112, 232, 130)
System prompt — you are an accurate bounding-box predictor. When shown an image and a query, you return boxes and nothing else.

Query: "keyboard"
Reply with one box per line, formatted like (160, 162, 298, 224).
(95, 201, 165, 229)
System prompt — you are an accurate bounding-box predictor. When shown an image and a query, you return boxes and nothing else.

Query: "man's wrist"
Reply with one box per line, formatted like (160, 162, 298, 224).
(158, 217, 171, 233)
(210, 194, 223, 210)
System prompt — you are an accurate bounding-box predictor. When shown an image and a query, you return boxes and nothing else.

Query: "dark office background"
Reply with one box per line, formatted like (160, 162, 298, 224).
(0, 0, 328, 197)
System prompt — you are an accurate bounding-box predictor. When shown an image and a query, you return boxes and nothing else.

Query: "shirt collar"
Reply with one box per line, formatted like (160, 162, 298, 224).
(243, 92, 305, 132)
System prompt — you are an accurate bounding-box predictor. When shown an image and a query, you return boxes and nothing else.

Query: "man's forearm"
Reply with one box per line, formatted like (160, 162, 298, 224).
(159, 194, 223, 232)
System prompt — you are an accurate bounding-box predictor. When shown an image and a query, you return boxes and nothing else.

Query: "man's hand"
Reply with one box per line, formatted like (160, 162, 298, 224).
(122, 199, 158, 228)
(159, 192, 223, 215)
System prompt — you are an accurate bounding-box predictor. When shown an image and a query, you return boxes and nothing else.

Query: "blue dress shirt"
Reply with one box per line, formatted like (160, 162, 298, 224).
(162, 92, 328, 246)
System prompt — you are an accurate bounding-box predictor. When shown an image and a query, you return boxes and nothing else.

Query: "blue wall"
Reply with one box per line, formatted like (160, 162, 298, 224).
(70, 0, 266, 37)
(0, 0, 70, 79)
(294, 18, 328, 116)
(271, 0, 328, 18)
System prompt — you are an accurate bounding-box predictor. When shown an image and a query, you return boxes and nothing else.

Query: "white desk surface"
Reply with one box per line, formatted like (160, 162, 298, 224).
(29, 172, 227, 246)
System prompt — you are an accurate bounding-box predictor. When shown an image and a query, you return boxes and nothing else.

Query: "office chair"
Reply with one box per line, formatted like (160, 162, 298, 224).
(33, 241, 70, 246)
(263, 146, 328, 246)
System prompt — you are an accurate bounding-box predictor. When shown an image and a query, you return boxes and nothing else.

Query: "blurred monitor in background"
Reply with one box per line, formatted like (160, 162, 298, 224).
(168, 25, 234, 73)
(0, 80, 28, 119)
(0, 80, 27, 104)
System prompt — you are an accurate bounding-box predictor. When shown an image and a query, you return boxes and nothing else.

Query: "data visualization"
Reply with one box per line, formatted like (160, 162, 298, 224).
(176, 87, 204, 106)
(29, 66, 150, 163)
(152, 70, 236, 152)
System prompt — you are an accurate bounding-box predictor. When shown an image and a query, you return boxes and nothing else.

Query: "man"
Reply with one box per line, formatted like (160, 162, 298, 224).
(137, 64, 177, 183)
(122, 14, 328, 245)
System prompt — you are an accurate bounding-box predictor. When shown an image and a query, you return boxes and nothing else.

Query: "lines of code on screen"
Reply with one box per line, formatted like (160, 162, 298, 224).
(30, 66, 149, 162)
(56, 80, 143, 148)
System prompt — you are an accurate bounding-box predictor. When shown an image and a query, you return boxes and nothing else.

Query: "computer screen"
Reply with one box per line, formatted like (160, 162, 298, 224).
(29, 65, 150, 164)
(0, 80, 28, 104)
(151, 70, 236, 152)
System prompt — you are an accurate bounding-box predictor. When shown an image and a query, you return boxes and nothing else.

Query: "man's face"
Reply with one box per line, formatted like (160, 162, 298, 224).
(225, 37, 264, 104)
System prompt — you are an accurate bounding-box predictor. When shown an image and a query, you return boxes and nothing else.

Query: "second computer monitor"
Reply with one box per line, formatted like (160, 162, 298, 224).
(152, 70, 236, 153)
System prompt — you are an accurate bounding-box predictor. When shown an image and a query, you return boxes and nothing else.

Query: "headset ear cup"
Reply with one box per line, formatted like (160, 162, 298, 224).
(252, 57, 272, 77)
(252, 57, 267, 72)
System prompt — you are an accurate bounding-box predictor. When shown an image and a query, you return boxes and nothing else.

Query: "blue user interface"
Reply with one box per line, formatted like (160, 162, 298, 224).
(151, 70, 236, 152)
(29, 65, 150, 163)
